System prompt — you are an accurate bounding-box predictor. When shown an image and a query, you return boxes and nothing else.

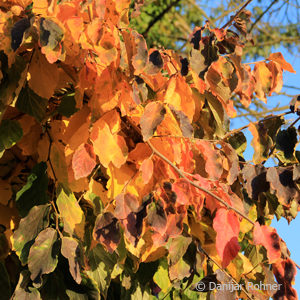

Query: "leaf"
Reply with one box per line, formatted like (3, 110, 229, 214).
(11, 18, 31, 51)
(90, 120, 128, 168)
(86, 244, 117, 298)
(168, 105, 193, 138)
(57, 94, 79, 117)
(194, 140, 223, 180)
(276, 127, 297, 159)
(253, 222, 281, 264)
(28, 228, 58, 282)
(268, 52, 296, 73)
(56, 186, 85, 239)
(213, 208, 240, 268)
(0, 53, 27, 115)
(140, 102, 166, 141)
(140, 157, 153, 184)
(12, 204, 50, 262)
(61, 237, 82, 284)
(0, 119, 23, 152)
(28, 50, 59, 99)
(93, 212, 120, 253)
(131, 31, 148, 74)
(147, 201, 167, 233)
(114, 193, 139, 220)
(72, 143, 96, 180)
(16, 162, 49, 217)
(273, 258, 297, 300)
(168, 235, 192, 266)
(39, 18, 65, 63)
(219, 141, 239, 185)
(253, 62, 272, 103)
(205, 92, 229, 138)
(266, 167, 300, 207)
(227, 132, 247, 157)
(249, 122, 273, 164)
(242, 164, 269, 201)
(153, 259, 171, 293)
(16, 86, 48, 122)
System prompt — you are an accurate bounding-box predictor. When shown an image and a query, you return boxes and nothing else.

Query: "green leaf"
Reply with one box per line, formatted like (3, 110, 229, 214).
(28, 228, 58, 283)
(16, 86, 48, 122)
(228, 131, 247, 157)
(57, 94, 78, 117)
(205, 92, 229, 138)
(12, 204, 50, 263)
(16, 162, 49, 217)
(167, 236, 192, 266)
(56, 186, 85, 239)
(0, 119, 23, 152)
(86, 244, 118, 298)
(66, 290, 88, 300)
(61, 237, 82, 284)
(153, 258, 171, 293)
(0, 261, 11, 300)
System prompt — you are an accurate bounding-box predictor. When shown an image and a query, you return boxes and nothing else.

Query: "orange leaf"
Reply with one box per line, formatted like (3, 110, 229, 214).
(268, 52, 296, 73)
(213, 208, 240, 268)
(253, 62, 272, 103)
(140, 157, 153, 184)
(91, 120, 128, 168)
(140, 102, 166, 141)
(114, 193, 139, 220)
(72, 144, 96, 180)
(28, 50, 59, 99)
(253, 222, 281, 264)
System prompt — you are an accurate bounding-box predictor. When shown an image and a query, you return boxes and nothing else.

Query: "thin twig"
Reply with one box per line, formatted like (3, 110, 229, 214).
(45, 125, 58, 182)
(223, 111, 293, 140)
(249, 0, 279, 32)
(147, 140, 255, 225)
(221, 0, 254, 29)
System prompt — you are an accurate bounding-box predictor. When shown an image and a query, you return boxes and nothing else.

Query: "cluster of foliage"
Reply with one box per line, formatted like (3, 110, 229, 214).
(130, 0, 300, 59)
(0, 0, 299, 299)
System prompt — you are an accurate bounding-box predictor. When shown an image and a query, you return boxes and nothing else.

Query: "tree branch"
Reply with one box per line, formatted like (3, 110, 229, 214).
(221, 0, 254, 29)
(147, 140, 255, 225)
(249, 0, 279, 33)
(142, 0, 181, 37)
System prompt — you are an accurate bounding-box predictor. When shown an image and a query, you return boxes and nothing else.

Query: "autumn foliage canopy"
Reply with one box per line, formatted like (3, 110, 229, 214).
(0, 0, 299, 299)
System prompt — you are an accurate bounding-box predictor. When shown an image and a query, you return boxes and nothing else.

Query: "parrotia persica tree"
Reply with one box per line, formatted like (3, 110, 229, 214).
(0, 0, 299, 299)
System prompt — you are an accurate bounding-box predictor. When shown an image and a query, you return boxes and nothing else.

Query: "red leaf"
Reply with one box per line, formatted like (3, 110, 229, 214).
(72, 143, 96, 180)
(253, 222, 281, 264)
(172, 179, 191, 205)
(213, 208, 240, 268)
(273, 258, 298, 300)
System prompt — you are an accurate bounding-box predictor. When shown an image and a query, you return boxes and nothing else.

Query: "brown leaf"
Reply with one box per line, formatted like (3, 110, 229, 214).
(140, 102, 166, 141)
(268, 52, 296, 73)
(114, 193, 140, 220)
(93, 212, 120, 253)
(266, 167, 300, 207)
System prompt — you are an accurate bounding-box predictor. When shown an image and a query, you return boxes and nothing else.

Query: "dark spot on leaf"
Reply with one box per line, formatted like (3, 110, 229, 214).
(180, 58, 189, 76)
(149, 50, 163, 68)
(191, 29, 201, 50)
(11, 18, 30, 51)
